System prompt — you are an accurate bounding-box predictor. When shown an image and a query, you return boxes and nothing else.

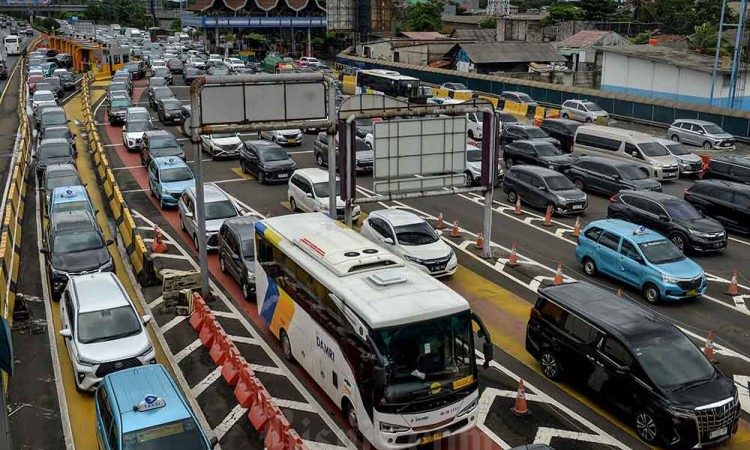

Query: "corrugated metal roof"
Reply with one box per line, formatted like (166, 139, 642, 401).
(599, 44, 737, 74)
(450, 28, 496, 41)
(558, 30, 612, 48)
(458, 42, 566, 64)
(400, 31, 448, 40)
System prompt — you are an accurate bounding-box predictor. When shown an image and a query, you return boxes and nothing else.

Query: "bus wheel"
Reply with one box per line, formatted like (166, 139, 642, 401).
(280, 330, 293, 362)
(343, 399, 358, 430)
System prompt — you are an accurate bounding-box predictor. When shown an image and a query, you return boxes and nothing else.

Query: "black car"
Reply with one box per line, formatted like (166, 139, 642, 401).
(702, 156, 750, 184)
(539, 118, 581, 153)
(313, 132, 373, 172)
(0, 61, 7, 80)
(141, 130, 185, 166)
(239, 140, 298, 184)
(157, 97, 184, 124)
(41, 210, 114, 299)
(152, 67, 173, 85)
(124, 61, 146, 79)
(184, 67, 205, 85)
(684, 180, 750, 234)
(567, 156, 662, 196)
(149, 87, 175, 109)
(34, 138, 76, 181)
(607, 190, 727, 253)
(57, 71, 76, 91)
(107, 96, 133, 125)
(167, 58, 184, 74)
(218, 216, 260, 300)
(503, 166, 588, 215)
(41, 125, 77, 153)
(526, 281, 740, 449)
(501, 124, 560, 148)
(503, 140, 573, 172)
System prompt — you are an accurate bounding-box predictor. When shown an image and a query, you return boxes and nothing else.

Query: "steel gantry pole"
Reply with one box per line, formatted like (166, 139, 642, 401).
(327, 81, 337, 220)
(709, 0, 729, 106)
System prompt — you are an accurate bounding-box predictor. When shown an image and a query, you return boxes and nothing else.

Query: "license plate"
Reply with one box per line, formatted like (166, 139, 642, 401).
(572, 204, 583, 210)
(431, 265, 446, 272)
(686, 289, 698, 296)
(709, 427, 727, 439)
(287, 139, 295, 144)
(419, 433, 445, 445)
(277, 172, 288, 178)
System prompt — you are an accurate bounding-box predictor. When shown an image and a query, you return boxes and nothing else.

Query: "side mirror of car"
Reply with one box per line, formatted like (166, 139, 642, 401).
(142, 314, 152, 324)
(232, 253, 240, 261)
(615, 365, 631, 376)
(539, 186, 548, 192)
(659, 214, 670, 222)
(612, 174, 620, 180)
(40, 247, 50, 254)
(435, 228, 443, 236)
(305, 192, 312, 198)
(185, 211, 194, 218)
(122, 126, 127, 132)
(105, 239, 114, 246)
(383, 237, 394, 245)
(210, 437, 218, 448)
(59, 329, 72, 339)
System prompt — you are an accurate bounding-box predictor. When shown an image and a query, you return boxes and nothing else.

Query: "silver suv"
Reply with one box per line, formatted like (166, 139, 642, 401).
(178, 183, 242, 251)
(668, 119, 735, 150)
(561, 99, 609, 124)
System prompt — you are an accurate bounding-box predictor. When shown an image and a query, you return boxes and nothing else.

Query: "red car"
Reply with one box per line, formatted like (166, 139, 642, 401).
(28, 74, 45, 94)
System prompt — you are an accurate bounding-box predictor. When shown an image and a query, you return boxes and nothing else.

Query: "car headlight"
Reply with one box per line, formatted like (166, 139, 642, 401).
(50, 267, 69, 279)
(688, 229, 713, 238)
(138, 343, 154, 357)
(662, 274, 680, 284)
(246, 271, 255, 280)
(380, 422, 410, 433)
(652, 162, 663, 168)
(403, 255, 423, 264)
(667, 405, 696, 419)
(556, 194, 567, 203)
(548, 164, 556, 169)
(77, 354, 99, 366)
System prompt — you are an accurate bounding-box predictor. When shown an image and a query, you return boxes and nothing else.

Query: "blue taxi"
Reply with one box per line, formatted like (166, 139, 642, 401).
(147, 157, 195, 209)
(48, 185, 97, 218)
(576, 219, 707, 304)
(95, 364, 217, 450)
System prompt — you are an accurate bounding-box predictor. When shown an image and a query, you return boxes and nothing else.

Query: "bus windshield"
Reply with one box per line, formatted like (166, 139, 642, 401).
(374, 311, 475, 404)
(396, 79, 419, 98)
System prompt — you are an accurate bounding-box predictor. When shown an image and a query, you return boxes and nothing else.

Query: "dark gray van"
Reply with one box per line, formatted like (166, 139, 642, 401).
(218, 216, 260, 300)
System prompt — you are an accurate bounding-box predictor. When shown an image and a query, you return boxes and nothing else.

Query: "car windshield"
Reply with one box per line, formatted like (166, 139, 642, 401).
(534, 143, 560, 156)
(259, 147, 289, 162)
(161, 167, 193, 182)
(466, 149, 482, 162)
(394, 221, 439, 246)
(128, 121, 153, 132)
(43, 110, 68, 124)
(205, 199, 237, 220)
(618, 165, 649, 180)
(447, 83, 467, 90)
(111, 99, 131, 108)
(374, 311, 475, 404)
(583, 102, 602, 111)
(58, 72, 73, 81)
(150, 78, 167, 87)
(47, 175, 80, 191)
(663, 200, 702, 220)
(150, 136, 179, 149)
(162, 99, 182, 110)
(703, 124, 724, 134)
(125, 63, 140, 70)
(213, 133, 236, 139)
(122, 418, 206, 450)
(154, 68, 169, 76)
(77, 305, 141, 344)
(638, 239, 685, 264)
(666, 143, 692, 156)
(525, 128, 548, 138)
(41, 143, 71, 159)
(631, 330, 715, 390)
(546, 175, 575, 191)
(636, 142, 669, 157)
(211, 68, 229, 75)
(110, 83, 127, 92)
(313, 180, 340, 198)
(51, 200, 90, 215)
(35, 92, 55, 102)
(517, 93, 534, 102)
(53, 229, 102, 253)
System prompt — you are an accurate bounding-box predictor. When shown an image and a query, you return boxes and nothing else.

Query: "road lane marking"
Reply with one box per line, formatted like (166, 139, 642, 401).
(213, 404, 248, 442)
(174, 339, 203, 364)
(191, 366, 223, 397)
(230, 167, 254, 180)
(161, 315, 187, 333)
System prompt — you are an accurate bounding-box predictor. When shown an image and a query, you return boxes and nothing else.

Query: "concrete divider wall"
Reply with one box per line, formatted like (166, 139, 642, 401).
(80, 74, 156, 286)
(336, 54, 750, 139)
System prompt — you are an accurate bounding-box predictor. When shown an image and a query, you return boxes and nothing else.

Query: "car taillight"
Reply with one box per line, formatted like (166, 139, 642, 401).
(530, 307, 541, 319)
(609, 194, 618, 203)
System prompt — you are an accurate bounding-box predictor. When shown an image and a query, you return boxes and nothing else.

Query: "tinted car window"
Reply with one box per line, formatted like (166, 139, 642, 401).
(601, 337, 633, 367)
(598, 231, 620, 251)
(710, 161, 730, 174)
(735, 192, 750, 209)
(576, 132, 620, 151)
(584, 226, 603, 241)
(538, 299, 564, 326)
(731, 164, 750, 179)
(619, 240, 641, 260)
(563, 314, 599, 344)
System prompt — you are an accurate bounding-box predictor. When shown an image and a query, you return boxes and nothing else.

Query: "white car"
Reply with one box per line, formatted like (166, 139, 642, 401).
(299, 56, 321, 67)
(465, 144, 503, 186)
(59, 273, 156, 391)
(124, 106, 151, 124)
(201, 133, 242, 159)
(150, 59, 167, 71)
(207, 54, 223, 66)
(32, 89, 57, 115)
(260, 129, 303, 146)
(224, 57, 245, 71)
(360, 209, 457, 277)
(188, 57, 206, 70)
(178, 184, 241, 250)
(287, 168, 360, 221)
(561, 99, 609, 124)
(466, 112, 483, 140)
(122, 119, 154, 152)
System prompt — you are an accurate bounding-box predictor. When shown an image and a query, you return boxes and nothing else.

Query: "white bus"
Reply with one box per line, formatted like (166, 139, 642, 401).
(254, 213, 493, 449)
(4, 35, 20, 56)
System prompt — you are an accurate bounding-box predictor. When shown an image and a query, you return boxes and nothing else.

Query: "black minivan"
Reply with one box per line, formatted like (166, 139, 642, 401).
(503, 166, 588, 215)
(539, 118, 581, 153)
(684, 179, 750, 234)
(218, 216, 260, 300)
(567, 156, 662, 196)
(526, 282, 740, 448)
(702, 156, 750, 184)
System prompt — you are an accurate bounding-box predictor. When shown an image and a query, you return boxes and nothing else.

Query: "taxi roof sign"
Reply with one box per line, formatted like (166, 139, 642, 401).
(134, 395, 166, 412)
(633, 225, 648, 235)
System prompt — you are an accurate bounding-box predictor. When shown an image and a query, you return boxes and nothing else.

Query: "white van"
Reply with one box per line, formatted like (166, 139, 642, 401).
(4, 35, 20, 56)
(572, 125, 679, 180)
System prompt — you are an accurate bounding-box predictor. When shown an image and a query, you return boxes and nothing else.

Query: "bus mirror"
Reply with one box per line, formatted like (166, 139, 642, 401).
(482, 341, 493, 369)
(374, 365, 386, 391)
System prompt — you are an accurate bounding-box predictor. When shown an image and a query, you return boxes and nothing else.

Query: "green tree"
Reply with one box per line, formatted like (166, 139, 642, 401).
(687, 22, 733, 56)
(579, 0, 619, 20)
(480, 17, 497, 28)
(406, 0, 444, 31)
(639, 0, 732, 34)
(540, 3, 584, 25)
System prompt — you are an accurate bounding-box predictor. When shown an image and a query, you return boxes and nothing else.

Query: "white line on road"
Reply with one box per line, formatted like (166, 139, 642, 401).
(212, 404, 248, 442)
(161, 315, 187, 333)
(174, 339, 203, 364)
(191, 366, 223, 397)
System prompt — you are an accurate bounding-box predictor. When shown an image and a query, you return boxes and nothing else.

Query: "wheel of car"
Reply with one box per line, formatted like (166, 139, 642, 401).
(316, 153, 325, 167)
(640, 167, 650, 178)
(468, 129, 475, 139)
(573, 177, 585, 191)
(585, 117, 593, 124)
(241, 281, 252, 301)
(540, 350, 562, 380)
(366, 141, 373, 151)
(671, 134, 680, 143)
(507, 190, 518, 204)
(464, 171, 474, 187)
(344, 399, 358, 431)
(583, 257, 597, 276)
(158, 112, 164, 122)
(219, 254, 227, 273)
(702, 141, 713, 149)
(290, 197, 298, 212)
(562, 113, 569, 119)
(159, 196, 165, 210)
(280, 330, 293, 361)
(258, 171, 266, 184)
(634, 409, 660, 444)
(669, 232, 687, 252)
(643, 283, 661, 304)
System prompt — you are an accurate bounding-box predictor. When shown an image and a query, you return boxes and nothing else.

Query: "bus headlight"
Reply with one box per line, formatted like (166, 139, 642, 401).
(380, 422, 410, 433)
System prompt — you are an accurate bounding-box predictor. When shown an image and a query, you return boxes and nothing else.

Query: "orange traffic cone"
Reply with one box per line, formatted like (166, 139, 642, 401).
(514, 196, 522, 215)
(572, 216, 581, 237)
(616, 289, 622, 298)
(553, 262, 563, 285)
(508, 243, 519, 267)
(436, 212, 445, 230)
(451, 220, 460, 238)
(151, 226, 168, 253)
(704, 330, 716, 362)
(726, 270, 739, 296)
(542, 205, 553, 227)
(476, 232, 484, 250)
(510, 379, 531, 416)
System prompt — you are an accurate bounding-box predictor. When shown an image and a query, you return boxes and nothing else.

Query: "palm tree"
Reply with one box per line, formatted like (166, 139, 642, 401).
(687, 22, 733, 56)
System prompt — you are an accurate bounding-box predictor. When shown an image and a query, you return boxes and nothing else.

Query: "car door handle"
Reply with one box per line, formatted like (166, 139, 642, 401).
(586, 355, 595, 362)
(596, 361, 605, 368)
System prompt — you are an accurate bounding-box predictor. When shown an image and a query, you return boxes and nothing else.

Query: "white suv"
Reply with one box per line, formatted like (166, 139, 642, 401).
(178, 183, 242, 251)
(288, 168, 360, 221)
(59, 273, 155, 392)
